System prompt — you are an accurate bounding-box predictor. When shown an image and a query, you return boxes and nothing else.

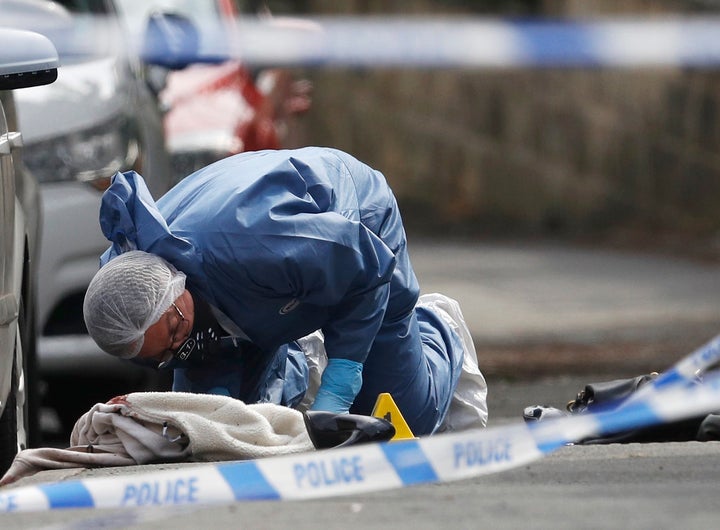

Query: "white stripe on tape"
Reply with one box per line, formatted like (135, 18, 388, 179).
(86, 467, 236, 509)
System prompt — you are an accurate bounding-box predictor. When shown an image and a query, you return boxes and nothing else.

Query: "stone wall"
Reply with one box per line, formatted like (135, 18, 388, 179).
(282, 0, 720, 244)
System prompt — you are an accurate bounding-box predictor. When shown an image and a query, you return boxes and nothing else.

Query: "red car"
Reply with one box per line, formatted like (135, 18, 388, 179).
(161, 59, 311, 177)
(117, 0, 312, 180)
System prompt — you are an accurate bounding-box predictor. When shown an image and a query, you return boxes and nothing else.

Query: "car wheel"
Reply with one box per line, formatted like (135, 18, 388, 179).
(21, 287, 39, 448)
(0, 336, 21, 476)
(0, 379, 18, 477)
(0, 296, 32, 477)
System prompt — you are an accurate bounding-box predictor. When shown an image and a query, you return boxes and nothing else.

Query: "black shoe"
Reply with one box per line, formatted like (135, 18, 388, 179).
(303, 411, 396, 449)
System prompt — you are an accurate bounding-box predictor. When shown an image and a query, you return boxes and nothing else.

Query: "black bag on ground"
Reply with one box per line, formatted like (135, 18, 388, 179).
(570, 373, 712, 444)
(525, 373, 716, 444)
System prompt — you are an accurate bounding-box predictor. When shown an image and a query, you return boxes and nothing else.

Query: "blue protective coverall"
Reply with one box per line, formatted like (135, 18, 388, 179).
(98, 147, 464, 435)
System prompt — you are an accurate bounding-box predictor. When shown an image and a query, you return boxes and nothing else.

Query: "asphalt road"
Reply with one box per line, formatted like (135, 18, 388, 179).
(5, 239, 720, 529)
(412, 238, 720, 348)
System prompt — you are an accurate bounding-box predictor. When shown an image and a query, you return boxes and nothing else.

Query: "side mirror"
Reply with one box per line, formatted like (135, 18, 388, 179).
(141, 11, 230, 70)
(141, 12, 202, 70)
(0, 28, 59, 90)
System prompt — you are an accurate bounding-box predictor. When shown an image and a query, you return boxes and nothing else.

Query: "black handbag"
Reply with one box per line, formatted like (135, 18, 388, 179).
(525, 373, 716, 444)
(570, 373, 712, 443)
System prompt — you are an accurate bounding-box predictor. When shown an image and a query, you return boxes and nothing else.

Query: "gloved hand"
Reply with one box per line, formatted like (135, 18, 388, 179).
(310, 358, 363, 414)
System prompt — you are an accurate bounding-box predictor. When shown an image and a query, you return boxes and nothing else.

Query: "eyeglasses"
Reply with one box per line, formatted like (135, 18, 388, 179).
(136, 300, 189, 366)
(168, 302, 186, 344)
(155, 302, 187, 367)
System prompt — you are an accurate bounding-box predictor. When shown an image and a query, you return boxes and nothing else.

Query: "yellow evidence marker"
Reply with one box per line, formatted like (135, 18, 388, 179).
(371, 393, 416, 440)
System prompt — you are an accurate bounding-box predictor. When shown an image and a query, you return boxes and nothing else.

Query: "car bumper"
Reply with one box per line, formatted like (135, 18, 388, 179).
(38, 334, 143, 376)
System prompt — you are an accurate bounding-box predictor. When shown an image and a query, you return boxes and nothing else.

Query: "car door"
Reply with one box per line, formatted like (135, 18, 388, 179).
(0, 26, 59, 475)
(0, 91, 17, 407)
(0, 90, 23, 475)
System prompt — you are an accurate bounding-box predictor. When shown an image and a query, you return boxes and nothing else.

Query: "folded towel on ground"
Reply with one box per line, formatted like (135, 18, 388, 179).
(0, 392, 313, 486)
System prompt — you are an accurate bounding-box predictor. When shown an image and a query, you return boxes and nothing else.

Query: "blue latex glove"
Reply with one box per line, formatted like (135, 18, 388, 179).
(310, 358, 363, 414)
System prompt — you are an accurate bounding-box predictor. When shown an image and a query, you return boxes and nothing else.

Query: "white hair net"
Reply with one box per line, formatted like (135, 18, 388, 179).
(83, 250, 187, 359)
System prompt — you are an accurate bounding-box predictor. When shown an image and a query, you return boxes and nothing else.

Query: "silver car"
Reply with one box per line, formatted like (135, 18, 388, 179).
(8, 0, 174, 435)
(0, 27, 59, 475)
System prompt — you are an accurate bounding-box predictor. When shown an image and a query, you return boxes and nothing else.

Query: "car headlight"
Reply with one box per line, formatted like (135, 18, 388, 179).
(23, 115, 139, 190)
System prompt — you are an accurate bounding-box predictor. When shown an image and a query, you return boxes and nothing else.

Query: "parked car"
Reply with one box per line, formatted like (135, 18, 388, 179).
(0, 27, 59, 475)
(6, 0, 175, 436)
(115, 0, 312, 180)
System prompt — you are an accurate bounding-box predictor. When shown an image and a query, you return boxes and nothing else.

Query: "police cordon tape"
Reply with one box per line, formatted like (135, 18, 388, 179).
(2, 334, 720, 514)
(5, 13, 720, 68)
(225, 16, 720, 68)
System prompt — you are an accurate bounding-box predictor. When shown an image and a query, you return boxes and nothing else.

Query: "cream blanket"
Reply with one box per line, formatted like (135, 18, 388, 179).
(0, 392, 313, 486)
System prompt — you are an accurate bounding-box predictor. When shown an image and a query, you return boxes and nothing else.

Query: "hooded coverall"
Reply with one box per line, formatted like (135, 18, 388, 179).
(98, 147, 464, 435)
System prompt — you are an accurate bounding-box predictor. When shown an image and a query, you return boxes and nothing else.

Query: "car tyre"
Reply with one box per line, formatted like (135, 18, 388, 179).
(0, 340, 21, 476)
(0, 294, 33, 477)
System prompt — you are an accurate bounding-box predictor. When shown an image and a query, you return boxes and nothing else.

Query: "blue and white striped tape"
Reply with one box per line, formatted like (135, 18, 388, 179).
(2, 333, 720, 513)
(226, 17, 720, 68)
(649, 334, 720, 390)
(5, 14, 720, 68)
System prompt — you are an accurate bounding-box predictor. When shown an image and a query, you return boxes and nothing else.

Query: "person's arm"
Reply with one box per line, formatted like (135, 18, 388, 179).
(309, 281, 391, 413)
(238, 215, 395, 413)
(287, 221, 394, 413)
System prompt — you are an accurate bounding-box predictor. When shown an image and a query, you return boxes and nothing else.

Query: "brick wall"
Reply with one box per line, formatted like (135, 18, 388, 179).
(284, 1, 720, 243)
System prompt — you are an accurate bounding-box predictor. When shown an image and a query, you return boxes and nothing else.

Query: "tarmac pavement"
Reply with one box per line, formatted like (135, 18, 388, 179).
(4, 238, 720, 529)
(413, 238, 720, 382)
(412, 238, 720, 348)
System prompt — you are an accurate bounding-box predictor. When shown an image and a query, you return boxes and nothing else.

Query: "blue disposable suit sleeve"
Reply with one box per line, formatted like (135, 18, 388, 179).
(310, 358, 363, 414)
(321, 281, 390, 365)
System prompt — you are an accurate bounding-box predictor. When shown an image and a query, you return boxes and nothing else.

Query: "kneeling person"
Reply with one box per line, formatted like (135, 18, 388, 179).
(83, 147, 488, 435)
